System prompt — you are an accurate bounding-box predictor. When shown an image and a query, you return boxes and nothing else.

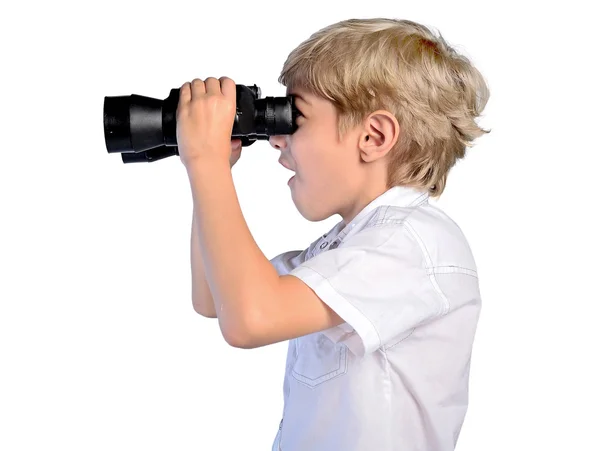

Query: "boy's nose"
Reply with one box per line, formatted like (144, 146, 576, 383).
(268, 135, 288, 151)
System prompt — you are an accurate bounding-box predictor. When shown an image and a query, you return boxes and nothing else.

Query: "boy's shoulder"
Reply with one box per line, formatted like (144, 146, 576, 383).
(312, 200, 477, 275)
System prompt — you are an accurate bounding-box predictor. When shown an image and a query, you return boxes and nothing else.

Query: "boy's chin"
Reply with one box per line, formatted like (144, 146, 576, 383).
(296, 201, 334, 223)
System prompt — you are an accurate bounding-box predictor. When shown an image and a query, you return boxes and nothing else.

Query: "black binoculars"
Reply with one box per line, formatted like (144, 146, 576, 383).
(103, 84, 300, 163)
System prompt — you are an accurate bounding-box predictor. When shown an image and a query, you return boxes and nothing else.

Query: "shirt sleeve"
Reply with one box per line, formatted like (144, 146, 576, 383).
(287, 224, 445, 357)
(269, 232, 326, 276)
(269, 249, 305, 276)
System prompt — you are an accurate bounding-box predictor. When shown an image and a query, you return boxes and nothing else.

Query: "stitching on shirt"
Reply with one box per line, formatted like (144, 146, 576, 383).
(369, 219, 405, 227)
(378, 345, 394, 448)
(408, 192, 428, 207)
(402, 220, 451, 316)
(377, 205, 385, 223)
(384, 327, 416, 350)
(367, 201, 428, 228)
(430, 265, 478, 278)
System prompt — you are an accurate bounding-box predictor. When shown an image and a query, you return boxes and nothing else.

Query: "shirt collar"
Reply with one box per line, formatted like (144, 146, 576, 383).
(335, 186, 429, 238)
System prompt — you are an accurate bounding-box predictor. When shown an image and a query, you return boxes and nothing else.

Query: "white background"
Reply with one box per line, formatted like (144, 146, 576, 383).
(1, 1, 598, 450)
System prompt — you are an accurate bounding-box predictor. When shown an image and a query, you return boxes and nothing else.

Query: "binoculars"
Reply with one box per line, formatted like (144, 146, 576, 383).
(103, 84, 300, 163)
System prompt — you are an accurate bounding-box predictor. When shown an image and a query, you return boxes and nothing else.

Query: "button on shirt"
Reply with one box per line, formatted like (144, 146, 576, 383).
(269, 186, 481, 451)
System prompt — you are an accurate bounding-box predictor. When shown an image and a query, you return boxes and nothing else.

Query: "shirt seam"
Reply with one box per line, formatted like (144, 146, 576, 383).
(384, 327, 416, 350)
(378, 345, 394, 449)
(430, 265, 478, 278)
(402, 220, 451, 316)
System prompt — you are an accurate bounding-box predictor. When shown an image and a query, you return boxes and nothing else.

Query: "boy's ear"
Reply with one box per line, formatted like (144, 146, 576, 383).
(358, 111, 400, 163)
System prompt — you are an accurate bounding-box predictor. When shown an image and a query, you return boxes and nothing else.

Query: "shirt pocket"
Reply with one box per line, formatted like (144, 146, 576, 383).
(291, 333, 348, 388)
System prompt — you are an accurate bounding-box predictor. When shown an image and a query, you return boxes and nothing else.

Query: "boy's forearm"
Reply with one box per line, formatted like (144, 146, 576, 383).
(191, 206, 217, 317)
(186, 159, 280, 346)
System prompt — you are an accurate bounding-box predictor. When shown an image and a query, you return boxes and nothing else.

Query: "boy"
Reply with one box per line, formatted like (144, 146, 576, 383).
(182, 17, 490, 451)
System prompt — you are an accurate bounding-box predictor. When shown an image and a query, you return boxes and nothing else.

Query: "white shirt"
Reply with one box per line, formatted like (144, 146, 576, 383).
(269, 186, 481, 451)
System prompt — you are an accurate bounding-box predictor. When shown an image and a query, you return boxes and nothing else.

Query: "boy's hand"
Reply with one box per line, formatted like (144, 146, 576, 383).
(176, 77, 238, 169)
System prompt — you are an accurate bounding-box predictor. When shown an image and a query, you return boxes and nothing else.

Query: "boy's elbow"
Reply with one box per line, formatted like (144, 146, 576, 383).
(192, 305, 254, 346)
(192, 302, 218, 318)
(223, 328, 256, 349)
(225, 335, 256, 349)
(221, 309, 262, 349)
(196, 310, 218, 319)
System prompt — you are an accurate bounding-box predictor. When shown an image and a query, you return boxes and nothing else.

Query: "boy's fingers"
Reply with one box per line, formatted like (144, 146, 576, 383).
(219, 77, 236, 101)
(178, 82, 192, 109)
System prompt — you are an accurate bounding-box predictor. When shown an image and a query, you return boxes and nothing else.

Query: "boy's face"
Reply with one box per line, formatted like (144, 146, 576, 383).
(269, 87, 370, 223)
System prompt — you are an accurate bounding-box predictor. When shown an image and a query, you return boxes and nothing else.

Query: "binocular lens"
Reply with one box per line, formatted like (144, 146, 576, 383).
(104, 96, 132, 153)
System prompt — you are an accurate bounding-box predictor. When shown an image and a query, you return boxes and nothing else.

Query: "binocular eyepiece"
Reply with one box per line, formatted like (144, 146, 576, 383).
(103, 84, 299, 163)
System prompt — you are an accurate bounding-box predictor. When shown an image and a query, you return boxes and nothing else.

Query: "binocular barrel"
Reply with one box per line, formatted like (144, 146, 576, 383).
(103, 84, 299, 164)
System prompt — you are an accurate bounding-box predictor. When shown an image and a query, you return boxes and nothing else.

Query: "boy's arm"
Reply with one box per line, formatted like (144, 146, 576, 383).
(186, 160, 344, 348)
(191, 206, 217, 318)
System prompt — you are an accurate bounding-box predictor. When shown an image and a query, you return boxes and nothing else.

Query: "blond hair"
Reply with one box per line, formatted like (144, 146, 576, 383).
(277, 18, 491, 197)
